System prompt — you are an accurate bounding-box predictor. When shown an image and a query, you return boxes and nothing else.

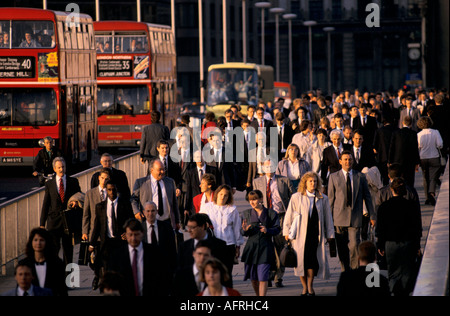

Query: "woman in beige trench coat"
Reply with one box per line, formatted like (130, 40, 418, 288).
(283, 172, 335, 296)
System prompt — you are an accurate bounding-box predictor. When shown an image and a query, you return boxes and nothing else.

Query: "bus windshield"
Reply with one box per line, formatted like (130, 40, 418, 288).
(0, 20, 55, 49)
(207, 68, 258, 106)
(0, 88, 57, 126)
(97, 85, 150, 116)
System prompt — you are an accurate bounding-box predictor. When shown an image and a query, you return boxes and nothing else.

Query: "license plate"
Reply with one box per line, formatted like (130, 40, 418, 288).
(106, 140, 122, 144)
(1, 157, 23, 163)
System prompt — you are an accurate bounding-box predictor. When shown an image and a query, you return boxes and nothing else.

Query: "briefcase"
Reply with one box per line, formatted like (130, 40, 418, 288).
(78, 240, 90, 266)
(280, 241, 297, 268)
(328, 238, 337, 258)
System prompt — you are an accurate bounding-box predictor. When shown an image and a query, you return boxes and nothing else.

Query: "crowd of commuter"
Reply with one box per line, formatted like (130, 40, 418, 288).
(5, 86, 449, 297)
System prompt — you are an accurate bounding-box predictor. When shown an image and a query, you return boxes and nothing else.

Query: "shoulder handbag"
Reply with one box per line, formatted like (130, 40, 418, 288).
(280, 241, 297, 268)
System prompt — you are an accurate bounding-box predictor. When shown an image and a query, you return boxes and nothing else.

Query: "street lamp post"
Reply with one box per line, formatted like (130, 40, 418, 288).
(242, 0, 247, 63)
(270, 7, 285, 82)
(223, 0, 227, 63)
(304, 20, 317, 91)
(283, 13, 297, 86)
(255, 2, 271, 65)
(199, 0, 205, 102)
(323, 26, 335, 95)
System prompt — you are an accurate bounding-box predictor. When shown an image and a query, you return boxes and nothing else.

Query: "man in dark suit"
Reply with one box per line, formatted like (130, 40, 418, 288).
(89, 180, 134, 284)
(139, 111, 170, 163)
(398, 96, 421, 133)
(177, 213, 228, 269)
(205, 133, 236, 191)
(107, 218, 167, 296)
(184, 150, 218, 216)
(130, 158, 180, 230)
(321, 129, 352, 185)
(156, 139, 180, 185)
(388, 116, 421, 188)
(351, 129, 376, 172)
(337, 241, 390, 296)
(90, 153, 130, 201)
(32, 136, 62, 186)
(1, 263, 53, 296)
(250, 106, 274, 147)
(173, 239, 212, 296)
(373, 117, 397, 185)
(176, 134, 194, 228)
(345, 105, 360, 130)
(356, 103, 378, 147)
(275, 112, 295, 161)
(142, 201, 177, 294)
(328, 151, 375, 272)
(40, 157, 81, 266)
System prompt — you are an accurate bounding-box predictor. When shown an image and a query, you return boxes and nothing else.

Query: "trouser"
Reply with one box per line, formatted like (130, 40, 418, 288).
(224, 244, 237, 288)
(49, 227, 73, 267)
(272, 213, 286, 283)
(401, 165, 416, 189)
(335, 226, 361, 272)
(97, 238, 126, 277)
(385, 240, 418, 296)
(420, 158, 441, 197)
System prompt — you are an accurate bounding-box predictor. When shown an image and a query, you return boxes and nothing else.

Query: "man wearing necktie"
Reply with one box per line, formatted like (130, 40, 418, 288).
(399, 96, 420, 133)
(327, 151, 376, 272)
(89, 181, 134, 287)
(107, 218, 166, 296)
(82, 168, 111, 290)
(142, 201, 177, 291)
(130, 159, 181, 231)
(40, 157, 80, 266)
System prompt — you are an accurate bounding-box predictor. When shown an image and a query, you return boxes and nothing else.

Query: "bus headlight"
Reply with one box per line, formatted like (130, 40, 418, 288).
(134, 125, 142, 132)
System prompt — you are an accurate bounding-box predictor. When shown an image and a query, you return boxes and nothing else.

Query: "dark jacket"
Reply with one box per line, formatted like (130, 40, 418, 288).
(240, 207, 280, 266)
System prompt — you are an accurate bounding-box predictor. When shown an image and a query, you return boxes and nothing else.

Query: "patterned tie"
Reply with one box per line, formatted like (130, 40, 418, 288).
(100, 189, 105, 201)
(163, 157, 167, 173)
(266, 178, 273, 209)
(356, 148, 360, 164)
(132, 248, 139, 296)
(59, 178, 65, 203)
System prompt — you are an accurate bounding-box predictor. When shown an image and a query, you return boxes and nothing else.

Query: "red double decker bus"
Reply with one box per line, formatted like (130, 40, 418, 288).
(94, 21, 177, 149)
(0, 8, 97, 168)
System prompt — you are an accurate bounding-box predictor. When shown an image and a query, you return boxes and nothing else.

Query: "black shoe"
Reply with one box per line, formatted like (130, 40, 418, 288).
(92, 277, 99, 291)
(268, 280, 272, 288)
(307, 292, 316, 296)
(429, 195, 436, 206)
(275, 280, 284, 288)
(301, 292, 308, 296)
(425, 199, 430, 205)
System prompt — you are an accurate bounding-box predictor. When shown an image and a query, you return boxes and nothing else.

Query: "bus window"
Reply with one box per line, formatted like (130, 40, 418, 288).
(0, 21, 10, 48)
(80, 86, 86, 122)
(11, 21, 55, 48)
(67, 86, 73, 124)
(85, 86, 93, 120)
(95, 34, 112, 53)
(57, 21, 64, 49)
(0, 89, 56, 126)
(97, 85, 150, 116)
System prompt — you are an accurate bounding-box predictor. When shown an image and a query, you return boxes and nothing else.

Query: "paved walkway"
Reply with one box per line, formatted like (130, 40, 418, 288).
(0, 171, 437, 296)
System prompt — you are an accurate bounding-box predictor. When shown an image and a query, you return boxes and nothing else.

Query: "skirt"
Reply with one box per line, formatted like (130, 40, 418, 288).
(243, 263, 271, 282)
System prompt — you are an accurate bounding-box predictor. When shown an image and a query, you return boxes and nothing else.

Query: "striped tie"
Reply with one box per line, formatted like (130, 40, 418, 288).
(59, 178, 65, 202)
(266, 178, 272, 209)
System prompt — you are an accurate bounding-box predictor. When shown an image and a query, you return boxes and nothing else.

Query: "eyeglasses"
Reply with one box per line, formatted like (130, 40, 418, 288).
(186, 225, 198, 231)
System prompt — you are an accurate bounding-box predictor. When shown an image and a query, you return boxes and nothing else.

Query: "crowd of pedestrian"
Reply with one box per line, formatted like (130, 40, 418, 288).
(4, 86, 449, 297)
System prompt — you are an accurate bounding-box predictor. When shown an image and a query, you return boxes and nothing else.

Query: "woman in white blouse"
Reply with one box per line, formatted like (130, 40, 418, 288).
(283, 172, 335, 296)
(305, 128, 332, 175)
(276, 143, 311, 191)
(417, 116, 444, 206)
(200, 184, 244, 287)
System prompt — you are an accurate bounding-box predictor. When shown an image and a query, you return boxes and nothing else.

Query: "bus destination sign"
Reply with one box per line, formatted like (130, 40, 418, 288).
(0, 56, 35, 79)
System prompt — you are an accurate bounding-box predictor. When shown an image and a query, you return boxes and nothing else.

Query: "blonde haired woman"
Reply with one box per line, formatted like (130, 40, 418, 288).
(283, 172, 335, 296)
(276, 143, 311, 191)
